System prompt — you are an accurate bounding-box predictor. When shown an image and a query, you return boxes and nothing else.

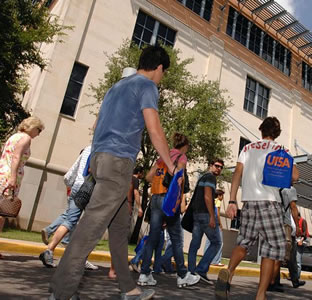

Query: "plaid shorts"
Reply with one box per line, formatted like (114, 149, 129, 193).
(237, 201, 286, 261)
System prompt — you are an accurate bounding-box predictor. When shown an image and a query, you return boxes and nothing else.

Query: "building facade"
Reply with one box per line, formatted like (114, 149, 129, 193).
(18, 0, 312, 256)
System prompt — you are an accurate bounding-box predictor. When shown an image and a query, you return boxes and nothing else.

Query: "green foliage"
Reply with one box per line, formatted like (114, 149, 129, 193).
(0, 0, 69, 143)
(90, 40, 232, 169)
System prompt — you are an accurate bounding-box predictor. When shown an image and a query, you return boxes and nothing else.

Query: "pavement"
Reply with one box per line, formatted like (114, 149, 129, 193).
(1, 237, 312, 280)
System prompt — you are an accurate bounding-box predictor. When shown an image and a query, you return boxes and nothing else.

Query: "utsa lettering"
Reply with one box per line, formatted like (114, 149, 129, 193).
(266, 155, 290, 168)
(156, 168, 165, 176)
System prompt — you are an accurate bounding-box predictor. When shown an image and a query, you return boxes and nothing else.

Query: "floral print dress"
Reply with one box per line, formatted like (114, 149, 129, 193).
(0, 132, 30, 196)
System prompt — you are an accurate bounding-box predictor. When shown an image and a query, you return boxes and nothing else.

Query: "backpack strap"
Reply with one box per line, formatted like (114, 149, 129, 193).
(279, 188, 290, 212)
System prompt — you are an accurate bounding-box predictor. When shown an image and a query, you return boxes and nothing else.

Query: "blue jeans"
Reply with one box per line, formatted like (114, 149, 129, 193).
(204, 226, 223, 264)
(296, 245, 304, 279)
(130, 244, 145, 265)
(45, 194, 82, 243)
(188, 213, 222, 275)
(141, 194, 187, 278)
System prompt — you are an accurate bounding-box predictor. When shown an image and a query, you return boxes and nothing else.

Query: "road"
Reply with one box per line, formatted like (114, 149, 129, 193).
(0, 252, 311, 300)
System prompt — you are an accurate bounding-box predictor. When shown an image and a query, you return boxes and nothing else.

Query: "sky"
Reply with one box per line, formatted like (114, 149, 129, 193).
(275, 0, 312, 31)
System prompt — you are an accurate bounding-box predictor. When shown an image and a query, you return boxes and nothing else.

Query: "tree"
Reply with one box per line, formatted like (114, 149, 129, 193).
(0, 0, 69, 143)
(89, 40, 232, 243)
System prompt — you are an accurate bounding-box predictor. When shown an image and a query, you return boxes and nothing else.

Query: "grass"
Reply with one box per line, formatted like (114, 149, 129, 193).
(0, 228, 260, 268)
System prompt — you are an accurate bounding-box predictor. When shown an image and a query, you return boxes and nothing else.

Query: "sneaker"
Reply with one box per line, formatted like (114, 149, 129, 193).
(215, 269, 231, 300)
(212, 263, 225, 267)
(177, 271, 200, 288)
(85, 260, 98, 270)
(292, 280, 306, 288)
(120, 289, 155, 300)
(39, 250, 56, 268)
(137, 273, 157, 286)
(48, 292, 80, 300)
(197, 272, 211, 283)
(41, 228, 49, 245)
(130, 262, 141, 273)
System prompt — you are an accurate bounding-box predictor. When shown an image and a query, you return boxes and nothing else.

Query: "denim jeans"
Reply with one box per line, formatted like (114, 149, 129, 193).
(188, 213, 222, 275)
(204, 226, 223, 264)
(130, 230, 164, 271)
(141, 194, 187, 278)
(297, 245, 304, 279)
(45, 195, 81, 243)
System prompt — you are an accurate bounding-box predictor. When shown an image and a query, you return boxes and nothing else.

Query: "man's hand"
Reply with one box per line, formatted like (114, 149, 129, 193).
(209, 216, 216, 228)
(138, 207, 143, 218)
(226, 203, 237, 220)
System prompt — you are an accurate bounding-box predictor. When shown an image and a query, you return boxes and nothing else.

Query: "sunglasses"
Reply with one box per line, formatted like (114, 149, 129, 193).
(37, 127, 42, 133)
(214, 164, 224, 170)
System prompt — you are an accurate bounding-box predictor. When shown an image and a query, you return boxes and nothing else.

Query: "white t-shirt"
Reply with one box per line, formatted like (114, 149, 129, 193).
(238, 139, 291, 202)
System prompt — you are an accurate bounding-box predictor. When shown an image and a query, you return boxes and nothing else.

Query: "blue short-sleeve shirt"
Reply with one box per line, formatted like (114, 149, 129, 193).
(91, 74, 159, 162)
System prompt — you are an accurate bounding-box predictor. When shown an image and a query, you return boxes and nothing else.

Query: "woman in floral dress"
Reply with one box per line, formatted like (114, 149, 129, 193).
(0, 116, 44, 258)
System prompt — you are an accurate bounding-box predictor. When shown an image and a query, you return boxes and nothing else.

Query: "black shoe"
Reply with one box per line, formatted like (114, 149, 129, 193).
(267, 284, 284, 293)
(292, 280, 306, 288)
(197, 272, 211, 283)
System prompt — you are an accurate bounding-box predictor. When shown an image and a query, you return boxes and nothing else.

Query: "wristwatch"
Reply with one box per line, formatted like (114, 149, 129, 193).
(229, 201, 237, 204)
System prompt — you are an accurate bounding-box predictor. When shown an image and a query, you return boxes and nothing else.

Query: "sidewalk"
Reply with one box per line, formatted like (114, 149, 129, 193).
(1, 237, 312, 280)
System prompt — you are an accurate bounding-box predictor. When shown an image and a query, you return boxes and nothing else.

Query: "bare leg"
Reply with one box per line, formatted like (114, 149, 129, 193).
(228, 245, 247, 282)
(256, 257, 274, 300)
(270, 260, 280, 285)
(108, 262, 117, 279)
(0, 216, 5, 232)
(48, 225, 69, 252)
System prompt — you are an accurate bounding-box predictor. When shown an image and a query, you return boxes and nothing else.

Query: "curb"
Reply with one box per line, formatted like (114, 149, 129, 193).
(1, 238, 311, 280)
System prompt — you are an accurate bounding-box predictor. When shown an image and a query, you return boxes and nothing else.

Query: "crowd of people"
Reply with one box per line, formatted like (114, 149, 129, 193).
(0, 45, 310, 300)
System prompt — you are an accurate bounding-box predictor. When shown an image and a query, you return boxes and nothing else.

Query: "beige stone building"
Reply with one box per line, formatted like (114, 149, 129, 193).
(17, 0, 312, 257)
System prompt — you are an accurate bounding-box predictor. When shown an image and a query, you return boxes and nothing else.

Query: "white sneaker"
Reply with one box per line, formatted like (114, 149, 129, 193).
(177, 271, 200, 288)
(85, 260, 99, 270)
(137, 273, 157, 286)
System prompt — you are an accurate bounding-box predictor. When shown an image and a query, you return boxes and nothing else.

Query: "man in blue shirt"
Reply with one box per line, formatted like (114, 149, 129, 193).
(49, 46, 175, 300)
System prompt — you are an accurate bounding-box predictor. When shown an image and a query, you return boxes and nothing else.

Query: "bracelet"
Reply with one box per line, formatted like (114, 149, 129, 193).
(229, 201, 237, 204)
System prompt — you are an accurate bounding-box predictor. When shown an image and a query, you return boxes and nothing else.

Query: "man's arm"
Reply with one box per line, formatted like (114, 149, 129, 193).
(226, 162, 243, 219)
(146, 163, 157, 183)
(289, 201, 300, 237)
(204, 186, 216, 228)
(134, 187, 143, 217)
(143, 108, 175, 174)
(292, 165, 299, 182)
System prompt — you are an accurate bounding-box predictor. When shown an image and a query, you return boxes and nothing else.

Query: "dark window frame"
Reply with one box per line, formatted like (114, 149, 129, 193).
(132, 10, 176, 48)
(177, 0, 214, 22)
(226, 6, 292, 76)
(60, 62, 89, 117)
(244, 76, 270, 119)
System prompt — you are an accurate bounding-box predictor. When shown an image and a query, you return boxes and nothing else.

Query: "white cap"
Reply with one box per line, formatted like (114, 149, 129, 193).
(121, 67, 137, 78)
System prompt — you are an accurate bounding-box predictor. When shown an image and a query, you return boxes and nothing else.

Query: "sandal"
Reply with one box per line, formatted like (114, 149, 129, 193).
(215, 269, 231, 300)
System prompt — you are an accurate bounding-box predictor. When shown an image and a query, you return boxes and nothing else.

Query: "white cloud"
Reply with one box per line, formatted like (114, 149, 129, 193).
(274, 0, 296, 15)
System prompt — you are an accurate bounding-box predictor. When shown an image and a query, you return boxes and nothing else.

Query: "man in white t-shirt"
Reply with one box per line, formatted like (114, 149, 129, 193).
(215, 117, 299, 300)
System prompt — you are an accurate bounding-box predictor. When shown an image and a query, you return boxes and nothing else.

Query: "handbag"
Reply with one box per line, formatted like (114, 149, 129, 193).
(162, 168, 184, 216)
(262, 147, 293, 188)
(73, 174, 96, 210)
(144, 201, 151, 223)
(0, 187, 22, 218)
(162, 154, 182, 188)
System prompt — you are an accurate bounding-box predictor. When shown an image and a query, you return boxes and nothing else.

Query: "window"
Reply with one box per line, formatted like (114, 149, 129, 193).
(60, 62, 88, 117)
(132, 10, 176, 48)
(177, 0, 214, 22)
(32, 0, 54, 7)
(238, 137, 251, 155)
(226, 6, 292, 76)
(244, 77, 270, 119)
(302, 61, 312, 92)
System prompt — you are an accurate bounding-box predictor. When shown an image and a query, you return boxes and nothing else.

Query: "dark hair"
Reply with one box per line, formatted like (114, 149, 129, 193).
(138, 46, 170, 71)
(209, 158, 224, 166)
(133, 166, 144, 174)
(172, 133, 189, 150)
(259, 116, 281, 139)
(216, 189, 225, 196)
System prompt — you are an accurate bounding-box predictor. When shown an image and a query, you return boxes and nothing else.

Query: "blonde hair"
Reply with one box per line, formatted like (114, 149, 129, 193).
(18, 116, 45, 133)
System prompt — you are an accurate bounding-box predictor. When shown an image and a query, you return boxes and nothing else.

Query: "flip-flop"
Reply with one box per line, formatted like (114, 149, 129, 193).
(215, 269, 231, 300)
